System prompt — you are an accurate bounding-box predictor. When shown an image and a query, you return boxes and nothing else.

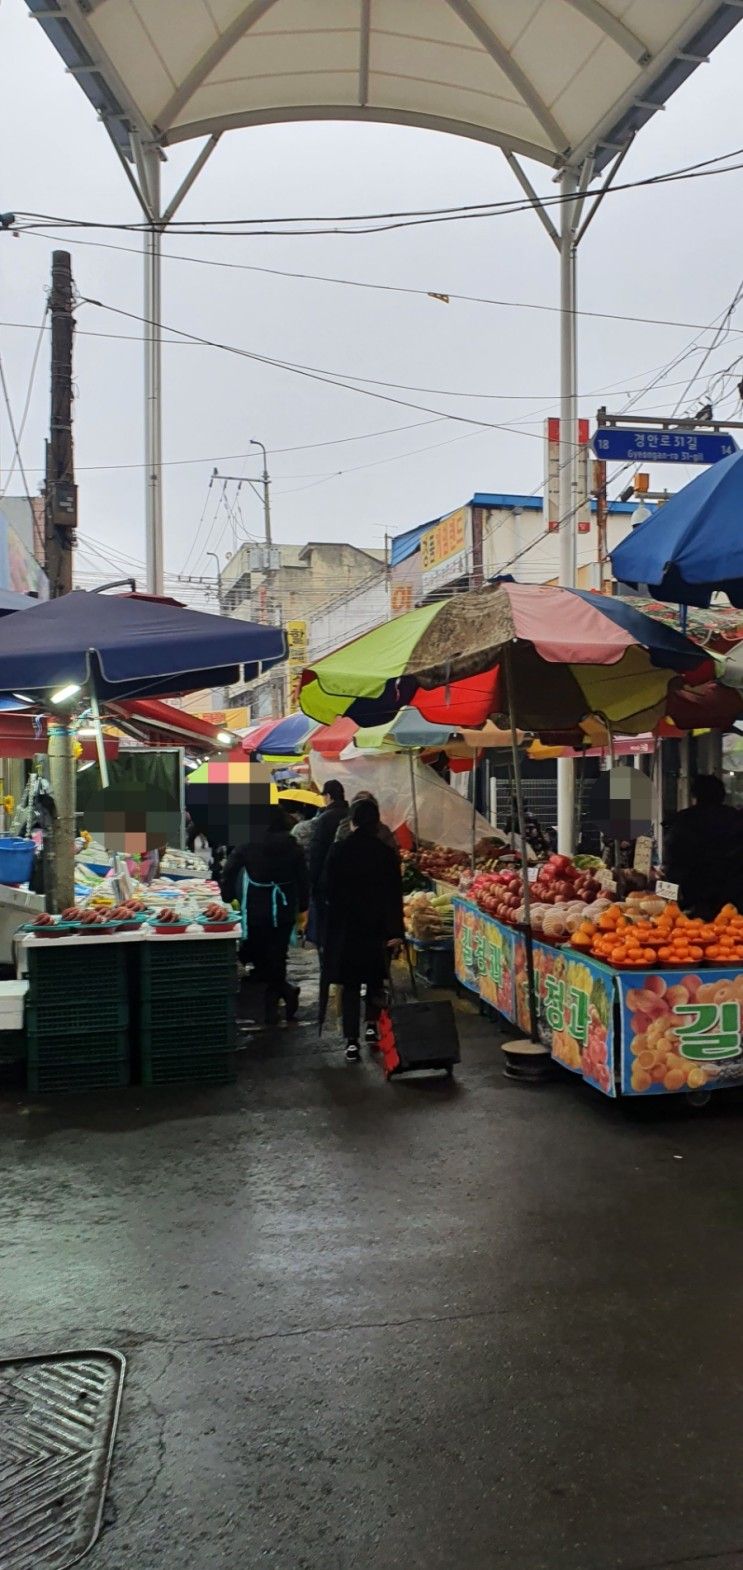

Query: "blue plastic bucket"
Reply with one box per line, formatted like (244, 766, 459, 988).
(0, 836, 35, 885)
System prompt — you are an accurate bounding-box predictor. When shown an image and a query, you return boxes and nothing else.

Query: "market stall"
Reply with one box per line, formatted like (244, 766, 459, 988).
(453, 879, 743, 1100)
(18, 916, 237, 1099)
(0, 588, 287, 1094)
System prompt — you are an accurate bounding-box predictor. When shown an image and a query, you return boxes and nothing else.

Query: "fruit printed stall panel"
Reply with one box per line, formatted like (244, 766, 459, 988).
(619, 972, 743, 1096)
(454, 899, 743, 1100)
(454, 900, 516, 1020)
(455, 899, 616, 1096)
(528, 940, 615, 1097)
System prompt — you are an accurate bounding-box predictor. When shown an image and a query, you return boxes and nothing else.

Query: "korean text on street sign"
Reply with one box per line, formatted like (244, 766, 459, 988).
(591, 428, 738, 465)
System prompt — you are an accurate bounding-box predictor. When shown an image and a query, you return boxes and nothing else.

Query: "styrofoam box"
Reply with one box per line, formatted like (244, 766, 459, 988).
(0, 980, 28, 1031)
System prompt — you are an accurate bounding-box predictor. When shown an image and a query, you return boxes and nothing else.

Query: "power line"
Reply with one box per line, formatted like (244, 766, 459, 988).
(0, 351, 37, 512)
(77, 293, 558, 444)
(15, 296, 743, 403)
(671, 278, 743, 417)
(16, 225, 743, 343)
(80, 291, 743, 454)
(0, 304, 48, 498)
(13, 142, 743, 239)
(481, 277, 743, 583)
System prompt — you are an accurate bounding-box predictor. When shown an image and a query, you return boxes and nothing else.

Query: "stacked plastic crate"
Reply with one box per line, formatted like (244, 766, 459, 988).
(26, 942, 130, 1094)
(138, 937, 238, 1085)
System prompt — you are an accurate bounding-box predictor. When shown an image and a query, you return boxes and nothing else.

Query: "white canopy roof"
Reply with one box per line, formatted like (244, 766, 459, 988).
(27, 1, 742, 173)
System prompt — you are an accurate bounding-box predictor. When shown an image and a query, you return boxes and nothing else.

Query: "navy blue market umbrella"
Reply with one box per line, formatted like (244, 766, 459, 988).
(611, 448, 743, 608)
(0, 590, 286, 700)
(0, 589, 37, 614)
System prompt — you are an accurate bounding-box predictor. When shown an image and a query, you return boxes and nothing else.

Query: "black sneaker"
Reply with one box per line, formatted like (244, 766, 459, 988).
(285, 984, 300, 1022)
(345, 1042, 361, 1062)
(365, 1024, 380, 1050)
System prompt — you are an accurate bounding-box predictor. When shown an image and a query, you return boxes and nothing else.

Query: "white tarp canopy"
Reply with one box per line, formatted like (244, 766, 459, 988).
(311, 749, 499, 852)
(27, 1, 741, 172)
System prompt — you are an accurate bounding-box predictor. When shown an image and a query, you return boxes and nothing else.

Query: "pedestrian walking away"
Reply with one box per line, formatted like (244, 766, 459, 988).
(323, 795, 405, 1061)
(334, 789, 400, 857)
(221, 806, 309, 1024)
(307, 779, 349, 949)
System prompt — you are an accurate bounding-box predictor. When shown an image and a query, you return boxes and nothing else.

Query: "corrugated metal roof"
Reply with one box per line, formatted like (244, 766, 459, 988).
(389, 489, 648, 564)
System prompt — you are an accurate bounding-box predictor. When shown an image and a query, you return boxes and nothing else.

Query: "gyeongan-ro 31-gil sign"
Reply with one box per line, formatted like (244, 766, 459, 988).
(592, 428, 738, 465)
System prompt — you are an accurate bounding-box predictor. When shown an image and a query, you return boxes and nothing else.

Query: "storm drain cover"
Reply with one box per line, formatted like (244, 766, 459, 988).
(0, 1350, 125, 1568)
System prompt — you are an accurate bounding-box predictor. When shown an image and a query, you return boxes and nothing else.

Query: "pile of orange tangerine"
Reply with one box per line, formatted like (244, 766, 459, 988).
(571, 902, 743, 969)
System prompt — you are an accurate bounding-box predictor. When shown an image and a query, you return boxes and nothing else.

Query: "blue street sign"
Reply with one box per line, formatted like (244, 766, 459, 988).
(591, 427, 738, 465)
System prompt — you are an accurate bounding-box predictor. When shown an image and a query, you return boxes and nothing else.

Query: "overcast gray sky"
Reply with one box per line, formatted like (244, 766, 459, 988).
(3, 0, 743, 601)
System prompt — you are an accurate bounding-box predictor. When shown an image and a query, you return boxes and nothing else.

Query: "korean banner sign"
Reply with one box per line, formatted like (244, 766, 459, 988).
(454, 902, 615, 1096)
(454, 900, 515, 1020)
(530, 940, 615, 1096)
(618, 970, 743, 1096)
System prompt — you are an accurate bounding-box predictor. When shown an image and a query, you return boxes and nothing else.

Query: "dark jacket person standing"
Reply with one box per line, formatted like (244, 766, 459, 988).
(307, 779, 348, 947)
(323, 796, 404, 1061)
(665, 774, 743, 919)
(221, 807, 309, 1024)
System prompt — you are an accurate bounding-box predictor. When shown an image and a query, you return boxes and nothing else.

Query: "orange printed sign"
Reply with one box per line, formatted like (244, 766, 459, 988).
(420, 508, 467, 572)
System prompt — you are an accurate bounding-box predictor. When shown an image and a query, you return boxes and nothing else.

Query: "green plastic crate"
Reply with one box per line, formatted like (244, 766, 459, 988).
(141, 1050, 236, 1087)
(139, 1020, 236, 1056)
(28, 1048, 130, 1096)
(27, 943, 127, 994)
(139, 941, 237, 1000)
(27, 1028, 130, 1068)
(139, 992, 236, 1031)
(413, 943, 456, 989)
(26, 986, 128, 1038)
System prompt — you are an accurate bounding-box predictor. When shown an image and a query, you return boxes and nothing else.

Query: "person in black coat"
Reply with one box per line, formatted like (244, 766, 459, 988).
(665, 774, 743, 919)
(221, 807, 309, 1024)
(323, 795, 405, 1061)
(307, 779, 349, 948)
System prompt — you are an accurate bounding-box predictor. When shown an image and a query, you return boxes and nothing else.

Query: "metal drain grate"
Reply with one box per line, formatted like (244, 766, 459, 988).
(0, 1350, 125, 1568)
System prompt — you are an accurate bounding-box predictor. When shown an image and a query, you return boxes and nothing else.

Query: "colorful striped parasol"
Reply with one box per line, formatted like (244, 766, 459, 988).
(300, 582, 711, 735)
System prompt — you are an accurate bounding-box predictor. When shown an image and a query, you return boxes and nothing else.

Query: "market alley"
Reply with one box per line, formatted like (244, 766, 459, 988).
(2, 961, 743, 1570)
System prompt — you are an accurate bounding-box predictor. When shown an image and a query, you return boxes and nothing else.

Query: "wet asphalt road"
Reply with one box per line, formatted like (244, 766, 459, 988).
(2, 949, 743, 1570)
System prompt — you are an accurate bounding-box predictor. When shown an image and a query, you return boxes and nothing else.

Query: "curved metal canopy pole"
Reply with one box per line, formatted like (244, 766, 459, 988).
(557, 164, 579, 855)
(125, 133, 221, 595)
(503, 146, 629, 854)
(139, 146, 164, 597)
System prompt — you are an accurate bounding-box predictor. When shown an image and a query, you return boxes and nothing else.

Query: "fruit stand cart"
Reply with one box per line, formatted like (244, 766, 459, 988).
(453, 896, 743, 1099)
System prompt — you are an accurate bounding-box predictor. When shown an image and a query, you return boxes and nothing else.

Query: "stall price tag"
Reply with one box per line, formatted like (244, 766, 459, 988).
(655, 879, 679, 901)
(633, 836, 653, 877)
(527, 866, 538, 884)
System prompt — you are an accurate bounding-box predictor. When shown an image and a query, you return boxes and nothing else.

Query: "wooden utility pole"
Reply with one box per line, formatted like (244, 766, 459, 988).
(44, 250, 77, 598)
(592, 458, 608, 588)
(44, 251, 78, 910)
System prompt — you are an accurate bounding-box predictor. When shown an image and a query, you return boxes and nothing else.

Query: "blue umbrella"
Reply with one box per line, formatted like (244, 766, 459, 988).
(0, 589, 286, 700)
(0, 589, 38, 614)
(611, 448, 743, 607)
(353, 706, 458, 751)
(249, 711, 319, 758)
